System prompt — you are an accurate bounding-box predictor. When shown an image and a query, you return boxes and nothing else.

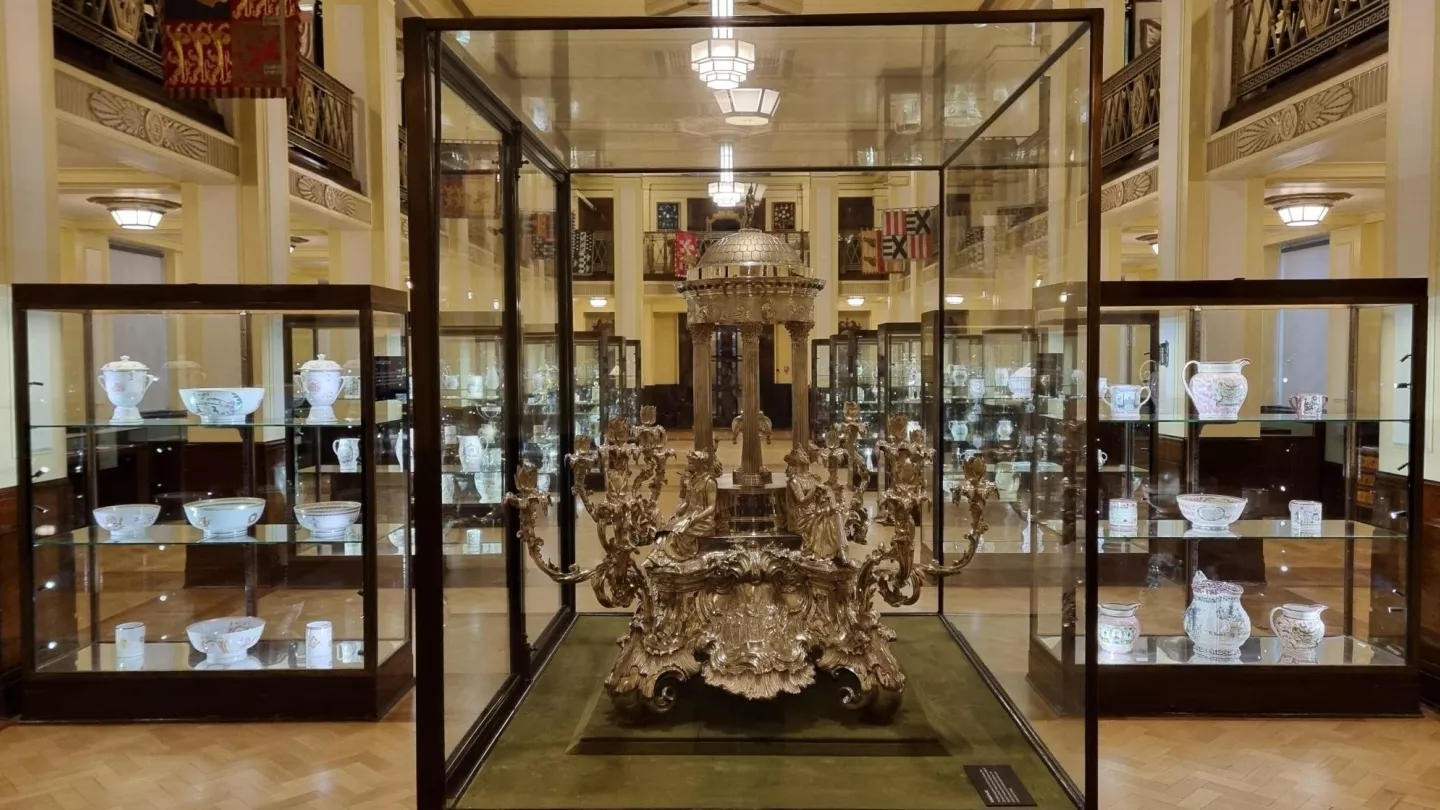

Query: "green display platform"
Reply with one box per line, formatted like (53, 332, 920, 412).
(457, 616, 1073, 810)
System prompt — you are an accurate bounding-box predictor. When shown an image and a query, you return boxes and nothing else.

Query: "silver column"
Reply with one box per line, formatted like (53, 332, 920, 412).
(691, 323, 715, 454)
(786, 321, 812, 456)
(737, 322, 768, 485)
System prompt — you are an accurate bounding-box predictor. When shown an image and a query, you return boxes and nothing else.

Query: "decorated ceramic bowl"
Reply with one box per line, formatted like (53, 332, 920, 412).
(93, 504, 160, 539)
(179, 388, 265, 424)
(186, 616, 265, 664)
(183, 497, 265, 538)
(293, 501, 362, 539)
(1176, 494, 1247, 531)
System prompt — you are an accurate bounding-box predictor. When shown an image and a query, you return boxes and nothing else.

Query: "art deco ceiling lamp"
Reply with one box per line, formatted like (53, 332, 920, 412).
(691, 0, 755, 90)
(1137, 232, 1159, 254)
(89, 196, 180, 230)
(1265, 192, 1352, 227)
(708, 143, 764, 208)
(714, 87, 780, 126)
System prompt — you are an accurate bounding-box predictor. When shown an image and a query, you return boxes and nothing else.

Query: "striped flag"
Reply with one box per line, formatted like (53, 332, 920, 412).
(881, 207, 935, 262)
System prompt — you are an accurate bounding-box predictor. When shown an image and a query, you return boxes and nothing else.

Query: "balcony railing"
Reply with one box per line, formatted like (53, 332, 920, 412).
(52, 0, 223, 129)
(1100, 43, 1161, 179)
(838, 229, 865, 278)
(643, 231, 808, 280)
(287, 57, 357, 188)
(573, 231, 615, 279)
(1229, 0, 1388, 118)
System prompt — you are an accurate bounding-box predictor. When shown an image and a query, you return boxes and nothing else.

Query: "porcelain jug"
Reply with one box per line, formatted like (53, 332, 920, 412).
(98, 356, 158, 424)
(299, 354, 343, 423)
(1270, 603, 1326, 652)
(1183, 571, 1251, 660)
(1008, 364, 1034, 398)
(1183, 358, 1250, 420)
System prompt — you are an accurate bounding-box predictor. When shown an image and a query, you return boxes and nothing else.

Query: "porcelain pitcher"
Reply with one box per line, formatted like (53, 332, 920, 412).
(1270, 603, 1326, 652)
(1182, 571, 1251, 660)
(1183, 358, 1250, 419)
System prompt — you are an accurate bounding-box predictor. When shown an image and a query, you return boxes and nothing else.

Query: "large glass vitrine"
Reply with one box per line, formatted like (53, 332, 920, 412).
(13, 284, 411, 721)
(407, 11, 1102, 810)
(810, 336, 832, 438)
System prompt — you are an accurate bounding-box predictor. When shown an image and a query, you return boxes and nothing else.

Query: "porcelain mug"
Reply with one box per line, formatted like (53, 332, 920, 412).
(340, 375, 362, 400)
(1102, 384, 1151, 420)
(466, 374, 484, 396)
(1096, 449, 1109, 467)
(337, 640, 361, 664)
(1289, 393, 1328, 420)
(465, 527, 483, 554)
(333, 438, 360, 472)
(1097, 377, 1109, 398)
(306, 620, 333, 660)
(440, 473, 456, 504)
(1289, 499, 1322, 531)
(115, 621, 145, 660)
(1108, 498, 1138, 529)
(967, 378, 987, 399)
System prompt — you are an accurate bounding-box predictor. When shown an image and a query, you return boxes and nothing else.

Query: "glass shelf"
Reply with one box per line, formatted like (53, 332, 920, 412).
(1035, 518, 1404, 541)
(1073, 413, 1407, 425)
(36, 639, 409, 674)
(33, 414, 405, 431)
(35, 523, 408, 547)
(1037, 634, 1404, 667)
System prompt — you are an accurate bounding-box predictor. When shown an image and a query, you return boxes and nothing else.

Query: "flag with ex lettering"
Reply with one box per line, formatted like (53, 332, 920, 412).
(164, 0, 301, 98)
(881, 207, 935, 264)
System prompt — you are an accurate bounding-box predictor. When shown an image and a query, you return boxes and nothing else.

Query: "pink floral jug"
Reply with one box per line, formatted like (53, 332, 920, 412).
(1183, 358, 1250, 419)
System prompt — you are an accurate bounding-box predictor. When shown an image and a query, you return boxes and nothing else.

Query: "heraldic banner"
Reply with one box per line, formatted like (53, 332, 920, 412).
(164, 0, 301, 98)
(880, 207, 936, 265)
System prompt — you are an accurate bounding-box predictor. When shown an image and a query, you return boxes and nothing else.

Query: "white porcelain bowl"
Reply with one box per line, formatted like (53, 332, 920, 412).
(93, 504, 160, 538)
(184, 497, 266, 538)
(294, 501, 362, 539)
(187, 617, 265, 664)
(1176, 494, 1247, 531)
(179, 388, 265, 424)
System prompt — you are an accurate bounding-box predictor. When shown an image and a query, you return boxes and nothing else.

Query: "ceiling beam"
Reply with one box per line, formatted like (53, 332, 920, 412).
(644, 0, 802, 14)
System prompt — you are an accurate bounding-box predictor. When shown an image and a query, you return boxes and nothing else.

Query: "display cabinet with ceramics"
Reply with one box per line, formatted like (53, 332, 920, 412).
(877, 321, 922, 488)
(830, 326, 880, 489)
(573, 330, 623, 489)
(437, 313, 506, 521)
(809, 337, 832, 439)
(13, 284, 412, 721)
(1026, 279, 1425, 716)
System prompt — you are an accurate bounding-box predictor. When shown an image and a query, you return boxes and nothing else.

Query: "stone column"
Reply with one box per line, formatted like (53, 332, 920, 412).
(786, 321, 812, 455)
(690, 322, 715, 454)
(738, 322, 766, 484)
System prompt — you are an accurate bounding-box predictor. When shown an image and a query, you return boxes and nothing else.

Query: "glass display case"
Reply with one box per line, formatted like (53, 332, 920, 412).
(14, 284, 412, 721)
(574, 330, 621, 489)
(1028, 279, 1425, 715)
(810, 337, 831, 439)
(439, 313, 504, 523)
(831, 327, 880, 488)
(619, 336, 642, 422)
(878, 322, 922, 488)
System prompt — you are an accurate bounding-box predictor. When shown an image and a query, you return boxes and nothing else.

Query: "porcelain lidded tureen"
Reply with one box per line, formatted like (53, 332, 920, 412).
(299, 354, 343, 423)
(98, 355, 158, 424)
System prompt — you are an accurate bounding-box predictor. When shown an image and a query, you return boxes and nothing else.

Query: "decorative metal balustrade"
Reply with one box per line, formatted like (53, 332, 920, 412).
(643, 231, 808, 280)
(288, 57, 357, 186)
(1231, 0, 1387, 107)
(1100, 43, 1161, 177)
(572, 231, 615, 279)
(54, 0, 164, 81)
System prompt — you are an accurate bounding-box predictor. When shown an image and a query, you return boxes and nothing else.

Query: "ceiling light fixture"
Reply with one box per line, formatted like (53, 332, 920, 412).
(691, 0, 754, 90)
(589, 296, 609, 308)
(708, 142, 764, 207)
(1265, 192, 1352, 227)
(714, 87, 780, 126)
(289, 236, 308, 254)
(1137, 232, 1159, 255)
(492, 299, 501, 310)
(846, 295, 865, 307)
(88, 196, 180, 231)
(945, 294, 964, 305)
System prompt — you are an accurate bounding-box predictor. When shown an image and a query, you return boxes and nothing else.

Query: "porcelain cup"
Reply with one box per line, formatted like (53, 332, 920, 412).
(99, 369, 157, 424)
(333, 438, 360, 473)
(466, 375, 484, 396)
(1102, 384, 1151, 420)
(1288, 499, 1322, 531)
(306, 620, 333, 661)
(1289, 393, 1328, 420)
(1097, 449, 1109, 468)
(115, 621, 145, 660)
(967, 378, 987, 399)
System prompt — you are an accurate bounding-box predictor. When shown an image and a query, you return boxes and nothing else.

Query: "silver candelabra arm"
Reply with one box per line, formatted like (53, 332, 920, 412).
(933, 453, 996, 576)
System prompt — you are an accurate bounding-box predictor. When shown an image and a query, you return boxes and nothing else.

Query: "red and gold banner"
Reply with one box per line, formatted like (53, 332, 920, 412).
(163, 0, 301, 98)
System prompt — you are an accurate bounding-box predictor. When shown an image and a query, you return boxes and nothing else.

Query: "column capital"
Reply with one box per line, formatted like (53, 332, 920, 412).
(783, 320, 814, 338)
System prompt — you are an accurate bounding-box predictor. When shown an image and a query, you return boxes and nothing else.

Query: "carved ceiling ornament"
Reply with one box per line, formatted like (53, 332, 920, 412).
(86, 88, 209, 162)
(1210, 62, 1384, 170)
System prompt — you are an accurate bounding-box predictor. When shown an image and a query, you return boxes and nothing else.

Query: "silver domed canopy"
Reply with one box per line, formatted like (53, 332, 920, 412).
(691, 228, 810, 280)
